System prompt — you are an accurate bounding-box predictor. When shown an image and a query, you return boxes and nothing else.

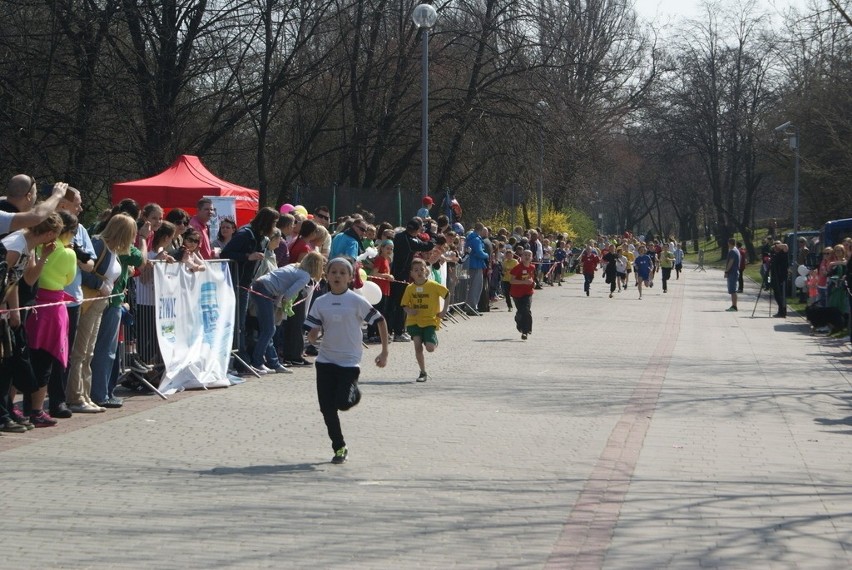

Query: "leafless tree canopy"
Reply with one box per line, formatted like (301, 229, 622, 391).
(0, 0, 848, 237)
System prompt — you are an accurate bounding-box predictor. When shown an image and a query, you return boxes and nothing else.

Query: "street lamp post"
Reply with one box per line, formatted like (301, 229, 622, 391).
(413, 4, 438, 200)
(536, 100, 548, 230)
(774, 121, 800, 275)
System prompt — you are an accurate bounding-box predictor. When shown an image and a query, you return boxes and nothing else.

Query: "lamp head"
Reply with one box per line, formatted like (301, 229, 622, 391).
(774, 120, 792, 133)
(412, 4, 438, 28)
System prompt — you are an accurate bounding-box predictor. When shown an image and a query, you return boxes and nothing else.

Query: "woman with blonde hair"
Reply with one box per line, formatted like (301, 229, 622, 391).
(67, 214, 140, 412)
(250, 251, 325, 373)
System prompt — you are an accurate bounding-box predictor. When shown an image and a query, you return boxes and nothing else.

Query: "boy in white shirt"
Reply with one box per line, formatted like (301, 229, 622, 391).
(306, 257, 389, 464)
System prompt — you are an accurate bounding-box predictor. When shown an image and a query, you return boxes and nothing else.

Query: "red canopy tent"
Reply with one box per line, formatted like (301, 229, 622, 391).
(111, 155, 260, 226)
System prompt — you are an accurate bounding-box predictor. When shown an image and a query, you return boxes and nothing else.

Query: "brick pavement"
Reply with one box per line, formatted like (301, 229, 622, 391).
(1, 266, 850, 569)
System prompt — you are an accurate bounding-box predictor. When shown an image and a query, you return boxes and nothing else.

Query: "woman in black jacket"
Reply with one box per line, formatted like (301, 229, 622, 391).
(221, 207, 280, 362)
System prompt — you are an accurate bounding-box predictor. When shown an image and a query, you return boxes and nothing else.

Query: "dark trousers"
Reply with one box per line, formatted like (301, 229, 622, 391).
(502, 281, 513, 309)
(513, 294, 533, 334)
(315, 362, 360, 451)
(772, 281, 787, 316)
(583, 272, 594, 292)
(48, 304, 79, 410)
(662, 267, 672, 292)
(388, 281, 407, 336)
(478, 270, 490, 312)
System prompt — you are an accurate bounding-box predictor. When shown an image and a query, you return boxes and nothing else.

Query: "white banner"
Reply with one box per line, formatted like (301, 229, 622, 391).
(154, 261, 235, 394)
(205, 195, 237, 247)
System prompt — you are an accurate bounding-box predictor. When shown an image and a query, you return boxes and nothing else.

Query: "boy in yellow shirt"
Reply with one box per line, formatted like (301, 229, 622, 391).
(501, 245, 520, 312)
(401, 258, 448, 382)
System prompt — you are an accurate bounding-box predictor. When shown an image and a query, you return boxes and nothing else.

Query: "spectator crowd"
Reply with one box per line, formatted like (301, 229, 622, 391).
(2, 175, 849, 437)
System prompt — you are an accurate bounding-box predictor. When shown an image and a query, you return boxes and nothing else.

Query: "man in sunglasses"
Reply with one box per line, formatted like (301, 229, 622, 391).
(330, 217, 366, 260)
(0, 176, 69, 239)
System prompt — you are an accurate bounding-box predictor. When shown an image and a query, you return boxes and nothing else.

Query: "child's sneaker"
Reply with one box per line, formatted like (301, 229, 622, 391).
(331, 446, 348, 464)
(416, 371, 428, 383)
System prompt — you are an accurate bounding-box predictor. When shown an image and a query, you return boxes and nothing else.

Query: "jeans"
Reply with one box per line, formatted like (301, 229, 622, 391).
(91, 304, 121, 403)
(466, 268, 483, 310)
(236, 287, 250, 361)
(388, 281, 407, 336)
(583, 272, 594, 292)
(251, 283, 281, 368)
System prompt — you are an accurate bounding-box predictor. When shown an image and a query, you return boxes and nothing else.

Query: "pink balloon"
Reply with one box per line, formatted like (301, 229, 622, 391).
(279, 203, 295, 214)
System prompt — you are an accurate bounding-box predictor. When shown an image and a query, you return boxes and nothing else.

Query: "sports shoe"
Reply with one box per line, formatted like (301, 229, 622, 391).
(250, 365, 268, 375)
(258, 364, 274, 374)
(609, 292, 613, 298)
(286, 358, 313, 367)
(726, 306, 738, 312)
(96, 397, 124, 408)
(416, 371, 428, 383)
(393, 333, 412, 343)
(10, 409, 34, 430)
(49, 402, 73, 419)
(304, 345, 319, 356)
(0, 418, 27, 433)
(331, 446, 348, 464)
(127, 353, 153, 374)
(272, 364, 293, 374)
(68, 403, 105, 414)
(521, 333, 528, 340)
(29, 411, 57, 428)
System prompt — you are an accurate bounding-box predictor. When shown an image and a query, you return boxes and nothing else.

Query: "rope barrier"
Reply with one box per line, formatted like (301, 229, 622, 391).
(0, 292, 123, 315)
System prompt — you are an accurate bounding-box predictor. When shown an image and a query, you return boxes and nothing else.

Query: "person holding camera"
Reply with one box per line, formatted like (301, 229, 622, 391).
(0, 176, 69, 239)
(769, 241, 789, 318)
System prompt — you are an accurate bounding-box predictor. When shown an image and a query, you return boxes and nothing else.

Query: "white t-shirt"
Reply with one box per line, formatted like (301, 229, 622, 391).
(1, 231, 30, 282)
(135, 251, 160, 306)
(306, 289, 383, 368)
(103, 254, 122, 291)
(0, 211, 13, 236)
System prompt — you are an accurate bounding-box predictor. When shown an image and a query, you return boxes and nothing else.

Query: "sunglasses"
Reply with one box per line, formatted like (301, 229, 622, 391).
(354, 225, 367, 232)
(316, 213, 330, 221)
(184, 238, 199, 244)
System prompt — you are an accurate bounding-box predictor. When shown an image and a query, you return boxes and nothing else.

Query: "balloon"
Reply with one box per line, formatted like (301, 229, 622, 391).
(794, 275, 807, 289)
(358, 268, 367, 283)
(293, 205, 308, 217)
(361, 280, 383, 305)
(797, 264, 809, 277)
(279, 203, 294, 214)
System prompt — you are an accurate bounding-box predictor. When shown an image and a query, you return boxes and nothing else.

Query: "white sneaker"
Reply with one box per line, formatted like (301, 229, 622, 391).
(273, 364, 293, 374)
(258, 365, 274, 374)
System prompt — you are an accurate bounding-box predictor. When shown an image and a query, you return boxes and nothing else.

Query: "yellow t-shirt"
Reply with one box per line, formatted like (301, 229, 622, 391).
(401, 279, 449, 328)
(37, 241, 77, 291)
(502, 258, 519, 282)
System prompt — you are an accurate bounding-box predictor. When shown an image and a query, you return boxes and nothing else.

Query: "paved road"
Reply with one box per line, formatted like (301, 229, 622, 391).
(2, 265, 851, 569)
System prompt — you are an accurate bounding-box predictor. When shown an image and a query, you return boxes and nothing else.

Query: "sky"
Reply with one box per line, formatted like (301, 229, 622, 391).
(632, 0, 811, 26)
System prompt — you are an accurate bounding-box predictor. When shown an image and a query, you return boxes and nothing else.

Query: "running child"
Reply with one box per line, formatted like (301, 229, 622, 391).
(510, 249, 536, 339)
(400, 258, 448, 383)
(305, 257, 389, 464)
(580, 242, 601, 297)
(501, 245, 521, 311)
(633, 245, 653, 300)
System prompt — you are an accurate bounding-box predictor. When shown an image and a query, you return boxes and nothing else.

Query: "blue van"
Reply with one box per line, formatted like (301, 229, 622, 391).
(821, 218, 852, 249)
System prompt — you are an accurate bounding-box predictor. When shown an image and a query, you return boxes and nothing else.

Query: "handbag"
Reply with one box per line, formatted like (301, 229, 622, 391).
(80, 245, 110, 314)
